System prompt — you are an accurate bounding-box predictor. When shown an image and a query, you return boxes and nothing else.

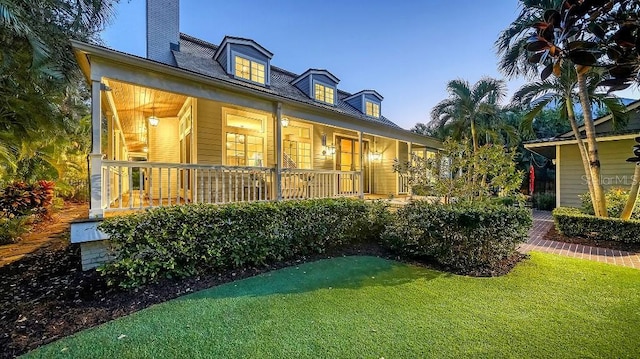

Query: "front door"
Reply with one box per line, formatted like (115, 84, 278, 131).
(336, 137, 369, 194)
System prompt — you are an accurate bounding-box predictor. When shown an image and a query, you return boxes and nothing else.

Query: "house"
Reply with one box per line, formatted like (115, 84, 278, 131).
(70, 0, 442, 269)
(524, 100, 640, 208)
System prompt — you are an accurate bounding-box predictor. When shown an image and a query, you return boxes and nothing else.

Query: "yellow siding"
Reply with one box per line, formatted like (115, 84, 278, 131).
(197, 100, 274, 167)
(559, 139, 635, 207)
(148, 117, 180, 198)
(196, 99, 222, 165)
(373, 137, 397, 195)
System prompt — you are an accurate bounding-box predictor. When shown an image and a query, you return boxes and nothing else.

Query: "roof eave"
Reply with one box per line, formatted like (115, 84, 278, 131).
(70, 40, 440, 148)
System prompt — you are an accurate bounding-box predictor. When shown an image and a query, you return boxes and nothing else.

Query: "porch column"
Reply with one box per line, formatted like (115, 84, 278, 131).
(407, 142, 412, 197)
(89, 79, 104, 218)
(275, 102, 283, 201)
(358, 131, 364, 199)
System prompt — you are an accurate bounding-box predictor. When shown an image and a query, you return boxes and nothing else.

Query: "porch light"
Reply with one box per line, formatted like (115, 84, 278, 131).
(281, 117, 289, 127)
(148, 107, 159, 127)
(148, 115, 159, 127)
(143, 146, 149, 153)
(370, 151, 382, 162)
(324, 145, 336, 156)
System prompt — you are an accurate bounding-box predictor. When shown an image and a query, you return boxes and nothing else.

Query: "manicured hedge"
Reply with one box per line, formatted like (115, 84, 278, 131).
(553, 207, 640, 243)
(99, 198, 390, 288)
(381, 201, 532, 273)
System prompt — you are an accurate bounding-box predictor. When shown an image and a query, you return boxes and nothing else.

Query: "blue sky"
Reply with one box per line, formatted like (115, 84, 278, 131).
(101, 0, 638, 130)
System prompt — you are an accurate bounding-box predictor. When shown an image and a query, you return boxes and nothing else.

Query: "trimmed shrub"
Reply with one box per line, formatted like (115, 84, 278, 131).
(553, 207, 640, 243)
(580, 187, 640, 219)
(381, 201, 532, 273)
(533, 193, 555, 210)
(98, 198, 390, 288)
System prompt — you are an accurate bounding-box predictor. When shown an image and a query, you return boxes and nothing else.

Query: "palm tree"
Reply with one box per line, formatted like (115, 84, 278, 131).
(429, 78, 506, 152)
(496, 0, 625, 217)
(512, 63, 627, 214)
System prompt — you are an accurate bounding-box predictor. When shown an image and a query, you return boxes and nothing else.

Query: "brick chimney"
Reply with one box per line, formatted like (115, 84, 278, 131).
(146, 0, 179, 65)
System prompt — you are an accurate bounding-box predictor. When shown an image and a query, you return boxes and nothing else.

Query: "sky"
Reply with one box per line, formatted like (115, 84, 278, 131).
(101, 0, 639, 130)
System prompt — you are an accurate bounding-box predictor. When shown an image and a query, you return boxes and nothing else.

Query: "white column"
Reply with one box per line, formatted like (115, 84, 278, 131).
(89, 80, 104, 218)
(275, 103, 283, 201)
(358, 131, 364, 199)
(408, 142, 412, 197)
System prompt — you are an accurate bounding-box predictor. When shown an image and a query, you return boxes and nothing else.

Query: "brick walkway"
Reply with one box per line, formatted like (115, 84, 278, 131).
(519, 210, 640, 269)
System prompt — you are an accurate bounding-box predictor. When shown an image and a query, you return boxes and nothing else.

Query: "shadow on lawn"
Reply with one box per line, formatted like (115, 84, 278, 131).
(182, 256, 447, 300)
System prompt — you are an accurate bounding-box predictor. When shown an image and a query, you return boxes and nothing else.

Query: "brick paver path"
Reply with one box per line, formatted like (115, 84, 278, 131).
(519, 210, 640, 269)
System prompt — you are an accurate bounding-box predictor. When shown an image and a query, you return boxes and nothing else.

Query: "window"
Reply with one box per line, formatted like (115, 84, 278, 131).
(223, 108, 267, 167)
(283, 122, 312, 169)
(226, 133, 264, 166)
(314, 82, 334, 104)
(234, 55, 265, 84)
(365, 101, 380, 118)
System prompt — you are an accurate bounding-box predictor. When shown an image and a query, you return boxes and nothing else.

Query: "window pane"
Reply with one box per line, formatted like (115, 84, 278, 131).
(325, 87, 334, 104)
(226, 113, 264, 132)
(235, 56, 250, 80)
(251, 61, 265, 84)
(314, 84, 324, 101)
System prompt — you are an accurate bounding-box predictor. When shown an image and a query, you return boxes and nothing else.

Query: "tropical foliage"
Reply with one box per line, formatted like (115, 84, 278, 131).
(498, 0, 639, 218)
(393, 139, 523, 204)
(427, 78, 509, 151)
(0, 0, 117, 191)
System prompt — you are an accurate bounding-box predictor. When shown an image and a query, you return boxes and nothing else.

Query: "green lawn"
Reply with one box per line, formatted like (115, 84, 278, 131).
(26, 253, 640, 358)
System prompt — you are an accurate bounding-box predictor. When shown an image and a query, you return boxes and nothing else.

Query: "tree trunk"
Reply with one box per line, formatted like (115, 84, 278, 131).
(565, 97, 597, 214)
(470, 118, 479, 152)
(621, 163, 640, 220)
(576, 70, 607, 217)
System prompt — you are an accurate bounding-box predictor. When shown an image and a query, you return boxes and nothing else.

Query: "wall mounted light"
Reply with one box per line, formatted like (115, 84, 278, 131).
(320, 133, 335, 156)
(281, 117, 289, 127)
(370, 138, 382, 161)
(143, 146, 149, 153)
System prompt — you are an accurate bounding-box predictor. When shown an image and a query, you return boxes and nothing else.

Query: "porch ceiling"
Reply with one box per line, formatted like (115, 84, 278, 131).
(106, 79, 188, 152)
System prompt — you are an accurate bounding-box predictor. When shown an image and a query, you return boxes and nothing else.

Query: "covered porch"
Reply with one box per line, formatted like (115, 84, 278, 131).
(85, 71, 437, 217)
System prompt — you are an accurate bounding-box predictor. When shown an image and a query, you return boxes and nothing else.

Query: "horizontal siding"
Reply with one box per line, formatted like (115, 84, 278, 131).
(148, 117, 180, 198)
(345, 95, 362, 113)
(560, 139, 635, 208)
(373, 137, 397, 196)
(197, 99, 223, 165)
(231, 44, 270, 63)
(294, 76, 311, 98)
(312, 74, 338, 87)
(218, 48, 228, 73)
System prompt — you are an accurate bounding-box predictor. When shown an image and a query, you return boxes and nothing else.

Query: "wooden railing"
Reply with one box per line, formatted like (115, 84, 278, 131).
(101, 161, 275, 212)
(101, 161, 363, 212)
(281, 169, 362, 199)
(398, 174, 410, 194)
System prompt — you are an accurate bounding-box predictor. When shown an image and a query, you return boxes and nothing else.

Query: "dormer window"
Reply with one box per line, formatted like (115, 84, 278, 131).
(292, 69, 340, 106)
(366, 101, 380, 118)
(314, 82, 335, 105)
(234, 55, 265, 84)
(213, 36, 273, 87)
(344, 90, 384, 118)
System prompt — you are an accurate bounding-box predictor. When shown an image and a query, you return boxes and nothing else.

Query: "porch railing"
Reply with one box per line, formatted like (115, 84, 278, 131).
(101, 160, 275, 212)
(399, 175, 410, 194)
(101, 160, 362, 212)
(281, 169, 362, 199)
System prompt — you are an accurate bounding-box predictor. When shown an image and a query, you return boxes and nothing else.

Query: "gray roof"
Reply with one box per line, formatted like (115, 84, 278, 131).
(176, 33, 403, 129)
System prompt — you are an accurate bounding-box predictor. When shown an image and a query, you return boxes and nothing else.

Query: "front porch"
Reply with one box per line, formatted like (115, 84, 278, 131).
(91, 78, 434, 216)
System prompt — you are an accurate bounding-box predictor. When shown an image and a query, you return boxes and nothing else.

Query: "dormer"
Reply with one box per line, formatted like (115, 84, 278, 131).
(344, 90, 384, 118)
(291, 69, 340, 106)
(213, 36, 273, 86)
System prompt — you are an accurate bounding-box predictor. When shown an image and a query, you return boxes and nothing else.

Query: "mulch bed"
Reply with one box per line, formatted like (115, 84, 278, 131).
(543, 226, 640, 253)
